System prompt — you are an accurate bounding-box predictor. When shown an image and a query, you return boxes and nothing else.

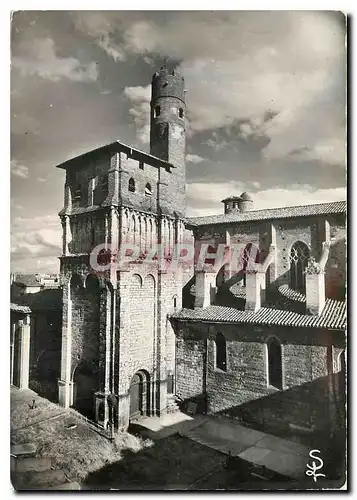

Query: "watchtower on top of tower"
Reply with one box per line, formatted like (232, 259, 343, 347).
(151, 66, 186, 104)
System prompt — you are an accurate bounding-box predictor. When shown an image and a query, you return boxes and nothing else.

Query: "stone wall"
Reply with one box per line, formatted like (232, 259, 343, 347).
(173, 320, 345, 436)
(192, 213, 346, 300)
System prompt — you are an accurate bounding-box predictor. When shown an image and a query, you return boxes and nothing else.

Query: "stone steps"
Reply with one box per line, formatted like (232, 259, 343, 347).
(14, 469, 67, 490)
(12, 456, 52, 473)
(10, 445, 81, 491)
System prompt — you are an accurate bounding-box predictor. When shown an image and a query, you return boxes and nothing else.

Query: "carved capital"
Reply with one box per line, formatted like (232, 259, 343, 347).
(305, 256, 322, 275)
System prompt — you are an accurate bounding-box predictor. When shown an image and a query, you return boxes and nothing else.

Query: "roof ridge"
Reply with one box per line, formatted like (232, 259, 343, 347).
(187, 200, 346, 226)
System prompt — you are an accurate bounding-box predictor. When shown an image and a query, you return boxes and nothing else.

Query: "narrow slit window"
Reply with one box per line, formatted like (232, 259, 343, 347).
(128, 178, 136, 193)
(215, 332, 227, 372)
(145, 183, 152, 197)
(73, 185, 81, 201)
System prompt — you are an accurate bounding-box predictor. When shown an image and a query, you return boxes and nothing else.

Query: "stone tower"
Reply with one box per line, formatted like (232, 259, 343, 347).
(150, 65, 186, 217)
(56, 66, 186, 431)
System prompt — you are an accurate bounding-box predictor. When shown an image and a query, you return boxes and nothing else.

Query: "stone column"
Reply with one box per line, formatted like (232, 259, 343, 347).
(156, 270, 168, 417)
(18, 315, 31, 390)
(10, 321, 16, 385)
(61, 216, 72, 256)
(117, 392, 130, 431)
(306, 270, 325, 315)
(58, 280, 73, 407)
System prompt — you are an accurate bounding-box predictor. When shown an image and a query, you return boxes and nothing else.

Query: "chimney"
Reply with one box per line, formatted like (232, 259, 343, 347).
(221, 192, 254, 215)
(238, 192, 253, 213)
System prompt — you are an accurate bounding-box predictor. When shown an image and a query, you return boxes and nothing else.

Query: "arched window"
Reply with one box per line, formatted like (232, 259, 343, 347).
(215, 332, 227, 372)
(85, 274, 100, 294)
(154, 105, 161, 118)
(289, 241, 310, 292)
(267, 338, 282, 389)
(70, 273, 82, 291)
(145, 183, 152, 197)
(179, 108, 184, 118)
(128, 178, 135, 193)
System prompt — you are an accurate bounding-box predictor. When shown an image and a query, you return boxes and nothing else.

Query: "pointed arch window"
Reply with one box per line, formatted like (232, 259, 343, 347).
(154, 105, 161, 118)
(267, 337, 283, 389)
(128, 178, 136, 193)
(179, 108, 184, 118)
(289, 241, 309, 292)
(215, 332, 227, 372)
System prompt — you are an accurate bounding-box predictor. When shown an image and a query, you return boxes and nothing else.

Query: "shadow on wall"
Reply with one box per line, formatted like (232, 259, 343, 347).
(174, 371, 345, 485)
(325, 238, 346, 300)
(182, 275, 195, 309)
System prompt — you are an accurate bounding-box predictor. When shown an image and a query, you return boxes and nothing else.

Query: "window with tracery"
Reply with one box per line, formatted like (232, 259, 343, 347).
(289, 241, 310, 292)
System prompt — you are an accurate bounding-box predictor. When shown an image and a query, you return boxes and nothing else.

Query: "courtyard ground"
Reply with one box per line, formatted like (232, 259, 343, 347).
(10, 387, 152, 489)
(10, 387, 346, 490)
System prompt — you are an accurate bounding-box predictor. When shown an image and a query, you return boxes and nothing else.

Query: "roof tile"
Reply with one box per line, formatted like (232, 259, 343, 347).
(187, 200, 346, 227)
(171, 298, 346, 330)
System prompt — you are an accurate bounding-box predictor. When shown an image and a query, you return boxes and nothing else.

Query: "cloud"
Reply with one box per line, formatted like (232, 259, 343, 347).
(287, 137, 346, 167)
(11, 159, 29, 179)
(124, 85, 151, 144)
(12, 37, 98, 83)
(11, 214, 61, 273)
(186, 154, 205, 164)
(94, 11, 345, 167)
(186, 182, 347, 217)
(97, 33, 126, 62)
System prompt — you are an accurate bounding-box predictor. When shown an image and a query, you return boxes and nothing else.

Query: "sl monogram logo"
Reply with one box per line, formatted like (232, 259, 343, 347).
(305, 449, 326, 482)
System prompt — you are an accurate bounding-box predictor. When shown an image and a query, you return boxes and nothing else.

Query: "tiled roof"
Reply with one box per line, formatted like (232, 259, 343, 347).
(56, 140, 174, 170)
(13, 274, 42, 287)
(10, 303, 31, 314)
(186, 200, 346, 227)
(171, 298, 346, 330)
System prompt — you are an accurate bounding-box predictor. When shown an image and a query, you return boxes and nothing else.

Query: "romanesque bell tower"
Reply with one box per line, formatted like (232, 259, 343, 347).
(56, 65, 186, 431)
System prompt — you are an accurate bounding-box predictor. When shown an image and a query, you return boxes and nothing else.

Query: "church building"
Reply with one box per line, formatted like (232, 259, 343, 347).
(52, 65, 346, 438)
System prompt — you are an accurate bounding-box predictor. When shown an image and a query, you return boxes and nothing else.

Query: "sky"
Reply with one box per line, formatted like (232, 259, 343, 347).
(10, 10, 346, 274)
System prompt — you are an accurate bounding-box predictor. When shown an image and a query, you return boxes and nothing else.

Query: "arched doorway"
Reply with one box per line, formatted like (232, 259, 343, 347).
(129, 370, 150, 421)
(73, 361, 98, 420)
